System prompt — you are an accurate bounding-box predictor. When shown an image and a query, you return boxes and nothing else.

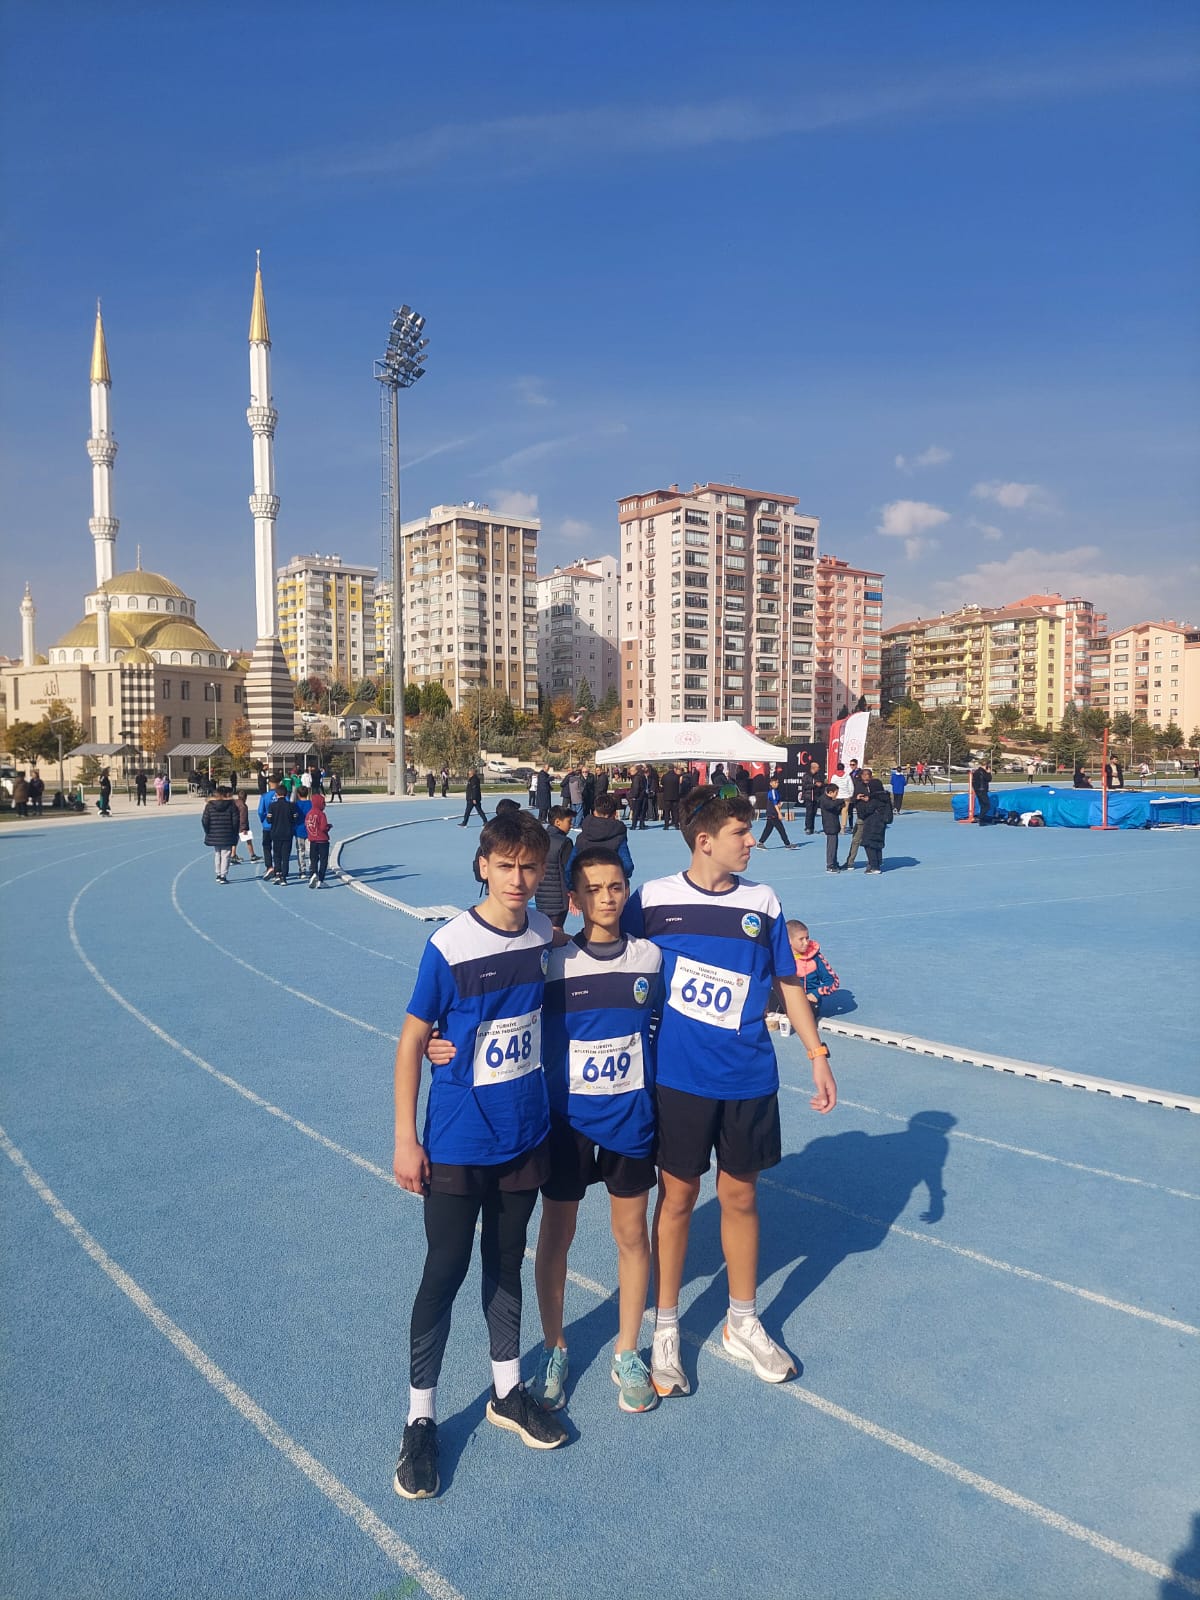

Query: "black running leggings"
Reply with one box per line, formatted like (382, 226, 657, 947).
(409, 1187, 538, 1390)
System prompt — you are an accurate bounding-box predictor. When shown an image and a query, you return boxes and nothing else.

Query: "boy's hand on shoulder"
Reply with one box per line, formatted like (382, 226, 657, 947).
(393, 1138, 431, 1193)
(810, 1055, 837, 1114)
(550, 926, 570, 947)
(425, 1031, 456, 1066)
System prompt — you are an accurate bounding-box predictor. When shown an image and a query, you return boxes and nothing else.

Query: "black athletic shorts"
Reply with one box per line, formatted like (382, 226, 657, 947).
(428, 1136, 551, 1197)
(654, 1085, 781, 1180)
(541, 1114, 657, 1202)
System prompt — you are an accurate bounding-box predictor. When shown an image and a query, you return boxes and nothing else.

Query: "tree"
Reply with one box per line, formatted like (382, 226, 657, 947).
(353, 678, 378, 704)
(1189, 727, 1200, 754)
(6, 720, 46, 766)
(42, 700, 87, 760)
(140, 714, 169, 764)
(419, 681, 452, 718)
(226, 716, 254, 768)
(989, 703, 1021, 735)
(540, 701, 557, 748)
(908, 708, 972, 768)
(853, 695, 868, 714)
(414, 711, 476, 773)
(328, 680, 352, 713)
(1156, 721, 1184, 757)
(575, 677, 595, 713)
(598, 685, 619, 715)
(376, 681, 393, 716)
(403, 682, 420, 717)
(294, 674, 327, 711)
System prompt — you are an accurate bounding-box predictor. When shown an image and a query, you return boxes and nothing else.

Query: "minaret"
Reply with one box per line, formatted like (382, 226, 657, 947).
(96, 592, 112, 664)
(242, 253, 294, 760)
(87, 302, 119, 587)
(20, 583, 36, 667)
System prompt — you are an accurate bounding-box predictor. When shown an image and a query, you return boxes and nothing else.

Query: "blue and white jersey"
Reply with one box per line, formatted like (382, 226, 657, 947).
(542, 934, 662, 1158)
(622, 872, 795, 1099)
(406, 906, 552, 1166)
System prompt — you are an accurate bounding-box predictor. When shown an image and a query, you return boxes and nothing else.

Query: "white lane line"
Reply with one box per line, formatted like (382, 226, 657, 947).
(0, 1125, 463, 1600)
(672, 1318, 1200, 1598)
(831, 1095, 1200, 1202)
(254, 875, 417, 969)
(169, 860, 398, 1042)
(758, 1173, 1200, 1336)
(0, 840, 138, 891)
(61, 884, 1200, 1594)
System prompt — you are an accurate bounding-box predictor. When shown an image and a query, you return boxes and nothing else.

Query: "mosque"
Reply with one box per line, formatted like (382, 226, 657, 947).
(2, 263, 295, 780)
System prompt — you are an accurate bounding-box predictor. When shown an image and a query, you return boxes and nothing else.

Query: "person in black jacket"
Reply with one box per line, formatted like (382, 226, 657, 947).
(535, 807, 574, 927)
(630, 766, 649, 830)
(459, 768, 486, 826)
(846, 774, 891, 869)
(660, 764, 681, 830)
(264, 784, 296, 884)
(593, 767, 609, 805)
(801, 760, 825, 834)
(971, 761, 992, 824)
(201, 786, 240, 883)
(534, 766, 552, 822)
(645, 763, 660, 823)
(819, 783, 845, 873)
(855, 787, 891, 874)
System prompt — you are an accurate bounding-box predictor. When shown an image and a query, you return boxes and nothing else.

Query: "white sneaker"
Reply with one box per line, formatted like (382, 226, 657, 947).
(651, 1326, 690, 1397)
(309, 873, 318, 889)
(722, 1317, 796, 1383)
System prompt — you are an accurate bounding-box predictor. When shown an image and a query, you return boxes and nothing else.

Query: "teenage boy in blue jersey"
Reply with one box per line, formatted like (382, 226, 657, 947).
(392, 809, 568, 1501)
(622, 785, 837, 1397)
(530, 845, 663, 1415)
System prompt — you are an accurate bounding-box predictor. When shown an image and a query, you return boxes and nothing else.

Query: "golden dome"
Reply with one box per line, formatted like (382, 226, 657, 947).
(50, 612, 227, 659)
(98, 569, 189, 599)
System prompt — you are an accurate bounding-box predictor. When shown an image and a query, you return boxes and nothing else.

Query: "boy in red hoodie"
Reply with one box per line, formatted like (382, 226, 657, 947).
(306, 792, 332, 888)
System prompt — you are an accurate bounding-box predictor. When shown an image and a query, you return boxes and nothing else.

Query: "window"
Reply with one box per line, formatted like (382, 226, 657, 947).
(180, 681, 190, 700)
(181, 717, 191, 737)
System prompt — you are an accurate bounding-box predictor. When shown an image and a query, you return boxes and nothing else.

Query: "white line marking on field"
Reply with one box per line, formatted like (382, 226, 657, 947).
(831, 1096, 1200, 1202)
(0, 1125, 464, 1600)
(254, 875, 417, 969)
(0, 840, 133, 891)
(673, 1319, 1200, 1598)
(758, 1173, 1200, 1335)
(169, 860, 398, 1042)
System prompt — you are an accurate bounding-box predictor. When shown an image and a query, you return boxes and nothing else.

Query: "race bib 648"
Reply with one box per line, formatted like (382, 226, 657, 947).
(473, 1009, 541, 1086)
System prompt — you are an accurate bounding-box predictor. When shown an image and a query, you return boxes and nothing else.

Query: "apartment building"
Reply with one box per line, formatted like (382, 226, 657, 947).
(400, 502, 539, 713)
(276, 554, 377, 687)
(1011, 593, 1107, 710)
(617, 482, 819, 736)
(882, 602, 1066, 728)
(1088, 620, 1200, 734)
(536, 556, 619, 705)
(813, 556, 884, 734)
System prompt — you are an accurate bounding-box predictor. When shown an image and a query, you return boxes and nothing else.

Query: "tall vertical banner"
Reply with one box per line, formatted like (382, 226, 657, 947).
(826, 711, 870, 774)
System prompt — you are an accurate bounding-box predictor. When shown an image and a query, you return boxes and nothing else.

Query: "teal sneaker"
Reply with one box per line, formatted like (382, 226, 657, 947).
(611, 1349, 658, 1413)
(529, 1344, 568, 1411)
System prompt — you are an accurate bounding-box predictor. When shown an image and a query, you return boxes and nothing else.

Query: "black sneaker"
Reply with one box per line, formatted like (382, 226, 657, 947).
(486, 1384, 568, 1449)
(394, 1418, 439, 1499)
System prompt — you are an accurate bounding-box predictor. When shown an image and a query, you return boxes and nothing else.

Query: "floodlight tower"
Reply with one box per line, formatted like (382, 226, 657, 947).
(374, 305, 428, 789)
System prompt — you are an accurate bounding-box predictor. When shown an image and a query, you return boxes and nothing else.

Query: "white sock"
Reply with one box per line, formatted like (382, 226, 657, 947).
(492, 1357, 522, 1399)
(407, 1386, 436, 1425)
(655, 1306, 679, 1335)
(728, 1297, 757, 1331)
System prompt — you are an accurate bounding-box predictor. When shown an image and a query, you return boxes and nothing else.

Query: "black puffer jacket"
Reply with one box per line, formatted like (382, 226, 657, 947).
(202, 797, 239, 848)
(535, 826, 574, 919)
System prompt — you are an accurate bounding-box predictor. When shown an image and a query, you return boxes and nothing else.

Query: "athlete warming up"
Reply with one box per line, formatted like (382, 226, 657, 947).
(392, 809, 568, 1501)
(621, 784, 837, 1398)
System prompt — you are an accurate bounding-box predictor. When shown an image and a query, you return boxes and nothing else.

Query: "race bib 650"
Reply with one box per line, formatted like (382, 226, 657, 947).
(473, 1009, 541, 1086)
(666, 956, 748, 1032)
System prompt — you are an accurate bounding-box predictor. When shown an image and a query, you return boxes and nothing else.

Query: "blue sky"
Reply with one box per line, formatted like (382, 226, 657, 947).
(2, 1, 1198, 658)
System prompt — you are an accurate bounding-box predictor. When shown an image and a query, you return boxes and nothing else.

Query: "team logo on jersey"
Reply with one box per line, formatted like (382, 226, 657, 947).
(632, 976, 650, 1006)
(740, 912, 762, 939)
(540, 948, 550, 975)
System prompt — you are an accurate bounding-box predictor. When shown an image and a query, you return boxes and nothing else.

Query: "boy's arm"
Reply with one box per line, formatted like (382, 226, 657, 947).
(777, 977, 837, 1113)
(393, 1013, 434, 1191)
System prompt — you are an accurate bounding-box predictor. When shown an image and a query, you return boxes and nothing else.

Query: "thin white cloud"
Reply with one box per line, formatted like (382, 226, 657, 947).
(480, 422, 627, 476)
(514, 375, 551, 407)
(903, 536, 940, 561)
(971, 480, 1051, 511)
(934, 544, 1159, 622)
(968, 517, 1005, 542)
(399, 435, 474, 471)
(877, 500, 951, 538)
(289, 56, 1197, 184)
(560, 518, 593, 541)
(896, 445, 952, 474)
(488, 489, 539, 518)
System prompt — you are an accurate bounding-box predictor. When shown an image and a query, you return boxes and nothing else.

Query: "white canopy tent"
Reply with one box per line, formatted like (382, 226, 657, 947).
(593, 720, 785, 767)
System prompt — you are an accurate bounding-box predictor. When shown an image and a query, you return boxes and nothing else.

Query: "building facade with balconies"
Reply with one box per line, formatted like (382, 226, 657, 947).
(813, 556, 884, 735)
(884, 602, 1067, 729)
(536, 557, 618, 705)
(400, 502, 539, 713)
(617, 482, 819, 736)
(276, 553, 378, 687)
(1087, 620, 1199, 735)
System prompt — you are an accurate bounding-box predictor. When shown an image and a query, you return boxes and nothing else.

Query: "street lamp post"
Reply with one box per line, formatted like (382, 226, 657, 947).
(375, 305, 429, 794)
(207, 683, 218, 781)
